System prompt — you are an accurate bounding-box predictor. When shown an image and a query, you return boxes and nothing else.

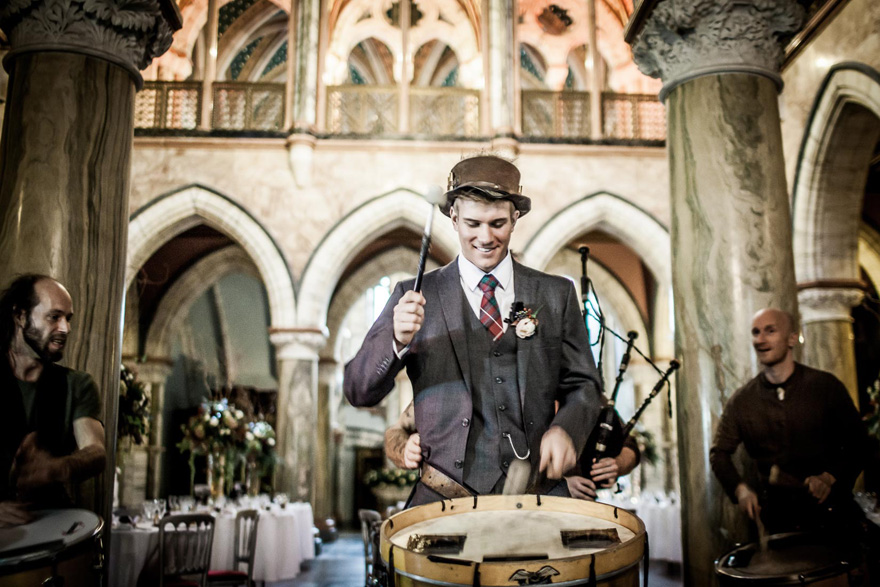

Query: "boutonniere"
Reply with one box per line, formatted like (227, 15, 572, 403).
(505, 301, 540, 339)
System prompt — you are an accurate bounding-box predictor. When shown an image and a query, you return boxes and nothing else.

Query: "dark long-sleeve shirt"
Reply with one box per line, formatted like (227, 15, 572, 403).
(710, 363, 868, 506)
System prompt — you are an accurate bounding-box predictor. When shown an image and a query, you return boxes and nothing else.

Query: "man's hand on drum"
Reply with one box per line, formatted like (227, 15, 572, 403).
(735, 483, 761, 520)
(565, 476, 597, 500)
(403, 433, 422, 469)
(393, 291, 425, 352)
(804, 472, 835, 504)
(539, 426, 576, 479)
(0, 501, 32, 528)
(14, 432, 68, 494)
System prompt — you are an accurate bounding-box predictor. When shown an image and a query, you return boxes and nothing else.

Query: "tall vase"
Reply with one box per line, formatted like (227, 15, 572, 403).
(246, 460, 260, 496)
(207, 451, 226, 499)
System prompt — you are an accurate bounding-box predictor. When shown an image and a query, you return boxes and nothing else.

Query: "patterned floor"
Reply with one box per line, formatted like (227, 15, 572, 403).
(279, 531, 683, 587)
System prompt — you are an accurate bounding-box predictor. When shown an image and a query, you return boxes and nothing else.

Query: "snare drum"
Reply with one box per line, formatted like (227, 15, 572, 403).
(380, 495, 646, 586)
(0, 508, 103, 587)
(715, 532, 852, 586)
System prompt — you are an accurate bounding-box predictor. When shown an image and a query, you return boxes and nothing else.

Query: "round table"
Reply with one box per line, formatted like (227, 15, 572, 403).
(108, 502, 315, 587)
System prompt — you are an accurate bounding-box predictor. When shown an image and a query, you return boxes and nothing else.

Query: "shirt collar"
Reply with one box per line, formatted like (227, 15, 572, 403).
(458, 251, 513, 291)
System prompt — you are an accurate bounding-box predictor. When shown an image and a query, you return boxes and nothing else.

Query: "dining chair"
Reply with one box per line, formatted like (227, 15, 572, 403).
(358, 509, 382, 587)
(158, 513, 216, 587)
(207, 509, 260, 586)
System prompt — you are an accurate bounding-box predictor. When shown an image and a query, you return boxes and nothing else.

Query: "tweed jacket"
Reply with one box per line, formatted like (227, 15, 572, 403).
(344, 259, 604, 498)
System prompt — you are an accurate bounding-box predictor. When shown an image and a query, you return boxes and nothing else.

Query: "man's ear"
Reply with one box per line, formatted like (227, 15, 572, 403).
(788, 331, 798, 349)
(511, 208, 520, 229)
(13, 307, 27, 329)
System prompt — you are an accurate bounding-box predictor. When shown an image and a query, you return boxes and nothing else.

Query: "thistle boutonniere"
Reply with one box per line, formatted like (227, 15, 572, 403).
(505, 301, 540, 339)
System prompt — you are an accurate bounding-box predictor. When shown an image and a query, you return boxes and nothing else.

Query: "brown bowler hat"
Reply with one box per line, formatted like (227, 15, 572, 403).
(441, 155, 531, 217)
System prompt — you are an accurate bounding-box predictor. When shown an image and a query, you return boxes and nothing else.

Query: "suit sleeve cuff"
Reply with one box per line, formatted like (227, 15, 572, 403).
(393, 339, 410, 359)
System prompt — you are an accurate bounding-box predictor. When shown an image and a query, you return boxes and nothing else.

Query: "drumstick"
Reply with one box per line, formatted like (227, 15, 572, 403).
(502, 459, 531, 495)
(413, 186, 445, 293)
(755, 515, 768, 553)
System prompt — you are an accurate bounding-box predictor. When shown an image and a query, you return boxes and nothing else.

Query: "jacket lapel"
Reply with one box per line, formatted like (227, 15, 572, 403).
(438, 260, 473, 395)
(514, 261, 538, 408)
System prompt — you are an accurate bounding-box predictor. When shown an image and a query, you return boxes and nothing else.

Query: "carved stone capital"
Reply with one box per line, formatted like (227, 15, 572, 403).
(630, 0, 804, 100)
(270, 328, 328, 360)
(797, 287, 864, 324)
(0, 0, 180, 85)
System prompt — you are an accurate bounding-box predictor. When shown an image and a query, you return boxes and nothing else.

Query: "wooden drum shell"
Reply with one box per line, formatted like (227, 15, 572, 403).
(379, 495, 646, 587)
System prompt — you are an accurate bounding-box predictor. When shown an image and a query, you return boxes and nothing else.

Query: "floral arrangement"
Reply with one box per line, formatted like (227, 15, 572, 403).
(177, 398, 279, 496)
(864, 378, 880, 441)
(244, 420, 279, 481)
(118, 364, 150, 446)
(364, 468, 420, 488)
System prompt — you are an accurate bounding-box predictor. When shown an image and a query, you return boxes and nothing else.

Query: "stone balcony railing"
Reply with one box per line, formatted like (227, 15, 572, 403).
(135, 81, 665, 142)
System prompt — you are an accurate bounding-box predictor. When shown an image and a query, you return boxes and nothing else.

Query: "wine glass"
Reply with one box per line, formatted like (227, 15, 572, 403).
(153, 498, 167, 522)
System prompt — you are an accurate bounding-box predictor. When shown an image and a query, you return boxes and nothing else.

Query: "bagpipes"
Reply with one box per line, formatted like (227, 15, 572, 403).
(577, 246, 680, 475)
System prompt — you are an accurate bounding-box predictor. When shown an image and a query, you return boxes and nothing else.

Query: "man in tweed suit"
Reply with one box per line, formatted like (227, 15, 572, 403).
(344, 155, 604, 505)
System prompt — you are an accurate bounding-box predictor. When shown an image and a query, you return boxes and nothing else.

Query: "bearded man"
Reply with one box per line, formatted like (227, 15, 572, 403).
(0, 275, 106, 527)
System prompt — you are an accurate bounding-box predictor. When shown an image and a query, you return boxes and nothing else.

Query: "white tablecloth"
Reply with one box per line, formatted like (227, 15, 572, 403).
(600, 493, 682, 564)
(108, 502, 315, 587)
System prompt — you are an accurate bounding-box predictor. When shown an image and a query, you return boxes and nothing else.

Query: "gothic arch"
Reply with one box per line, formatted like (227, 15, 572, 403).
(297, 189, 458, 328)
(792, 64, 880, 284)
(144, 246, 259, 359)
(521, 192, 673, 357)
(127, 184, 296, 329)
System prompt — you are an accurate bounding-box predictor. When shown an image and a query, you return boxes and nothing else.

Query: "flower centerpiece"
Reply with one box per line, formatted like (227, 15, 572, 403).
(177, 398, 247, 497)
(864, 378, 880, 442)
(242, 419, 278, 496)
(118, 364, 150, 447)
(364, 468, 419, 507)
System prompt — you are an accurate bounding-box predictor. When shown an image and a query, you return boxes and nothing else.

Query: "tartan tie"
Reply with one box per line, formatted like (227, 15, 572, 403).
(478, 274, 504, 341)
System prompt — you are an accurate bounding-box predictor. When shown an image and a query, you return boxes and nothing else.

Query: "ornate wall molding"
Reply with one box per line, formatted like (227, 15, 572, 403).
(0, 0, 178, 84)
(798, 286, 864, 324)
(629, 0, 804, 100)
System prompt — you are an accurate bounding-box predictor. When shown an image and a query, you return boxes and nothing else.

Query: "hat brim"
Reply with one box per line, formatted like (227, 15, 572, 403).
(440, 184, 531, 217)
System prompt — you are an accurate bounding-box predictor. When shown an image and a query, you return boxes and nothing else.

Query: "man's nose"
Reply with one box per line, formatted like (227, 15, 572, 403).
(477, 225, 492, 242)
(58, 318, 71, 334)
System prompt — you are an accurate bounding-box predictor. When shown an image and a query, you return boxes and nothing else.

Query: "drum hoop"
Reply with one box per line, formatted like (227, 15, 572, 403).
(714, 531, 851, 584)
(380, 495, 647, 583)
(391, 553, 644, 587)
(0, 510, 104, 572)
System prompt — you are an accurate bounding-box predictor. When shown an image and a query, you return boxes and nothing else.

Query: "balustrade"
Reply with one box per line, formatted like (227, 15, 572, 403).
(135, 82, 664, 141)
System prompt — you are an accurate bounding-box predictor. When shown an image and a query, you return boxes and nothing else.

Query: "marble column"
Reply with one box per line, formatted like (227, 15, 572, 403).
(487, 0, 518, 152)
(286, 0, 321, 187)
(0, 0, 179, 526)
(315, 358, 337, 520)
(137, 358, 174, 498)
(629, 2, 804, 584)
(271, 329, 327, 504)
(798, 286, 864, 406)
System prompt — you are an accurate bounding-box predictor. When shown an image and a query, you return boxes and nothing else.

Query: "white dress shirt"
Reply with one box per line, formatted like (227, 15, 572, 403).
(393, 252, 516, 358)
(457, 252, 515, 333)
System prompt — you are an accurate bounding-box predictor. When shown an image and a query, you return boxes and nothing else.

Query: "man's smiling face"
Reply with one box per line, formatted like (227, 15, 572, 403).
(451, 197, 518, 272)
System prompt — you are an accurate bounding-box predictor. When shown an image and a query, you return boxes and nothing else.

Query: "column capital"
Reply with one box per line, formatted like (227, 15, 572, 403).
(628, 0, 804, 100)
(0, 0, 181, 86)
(797, 286, 864, 324)
(270, 327, 328, 360)
(133, 357, 174, 385)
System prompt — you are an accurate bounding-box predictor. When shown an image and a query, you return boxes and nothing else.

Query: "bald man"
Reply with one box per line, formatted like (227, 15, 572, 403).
(710, 308, 869, 534)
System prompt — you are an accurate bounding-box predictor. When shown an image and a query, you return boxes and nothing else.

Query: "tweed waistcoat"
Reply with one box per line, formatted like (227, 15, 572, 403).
(462, 296, 530, 494)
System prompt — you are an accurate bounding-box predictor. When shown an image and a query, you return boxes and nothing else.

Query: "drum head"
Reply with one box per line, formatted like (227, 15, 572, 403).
(380, 495, 646, 586)
(715, 532, 849, 585)
(0, 509, 103, 569)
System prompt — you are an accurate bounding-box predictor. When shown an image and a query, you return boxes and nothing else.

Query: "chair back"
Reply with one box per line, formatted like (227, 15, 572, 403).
(358, 509, 382, 583)
(158, 513, 216, 587)
(232, 509, 260, 583)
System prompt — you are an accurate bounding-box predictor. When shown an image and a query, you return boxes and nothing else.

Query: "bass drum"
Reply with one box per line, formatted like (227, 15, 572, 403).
(0, 508, 103, 587)
(379, 495, 646, 586)
(715, 532, 853, 586)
